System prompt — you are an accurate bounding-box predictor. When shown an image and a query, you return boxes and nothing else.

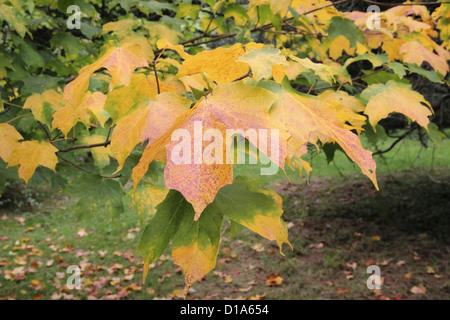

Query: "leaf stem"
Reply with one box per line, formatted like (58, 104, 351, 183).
(2, 100, 23, 108)
(232, 68, 253, 82)
(152, 62, 161, 94)
(57, 141, 111, 152)
(56, 153, 121, 179)
(5, 113, 31, 124)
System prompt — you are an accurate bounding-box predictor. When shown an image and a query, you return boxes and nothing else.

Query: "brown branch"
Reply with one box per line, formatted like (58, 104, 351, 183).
(363, 0, 450, 6)
(36, 120, 119, 178)
(57, 141, 111, 153)
(203, 12, 215, 35)
(183, 33, 237, 48)
(152, 62, 161, 94)
(37, 121, 52, 140)
(2, 100, 23, 108)
(300, 67, 388, 93)
(157, 0, 352, 53)
(232, 68, 253, 82)
(56, 154, 121, 179)
(305, 0, 351, 14)
(5, 113, 31, 124)
(106, 126, 113, 142)
(373, 127, 415, 156)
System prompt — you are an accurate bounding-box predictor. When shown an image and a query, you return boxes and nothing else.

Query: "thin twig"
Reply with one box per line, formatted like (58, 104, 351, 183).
(57, 141, 111, 153)
(157, 0, 352, 53)
(152, 62, 161, 94)
(2, 100, 23, 108)
(36, 121, 51, 140)
(5, 113, 31, 124)
(106, 126, 113, 142)
(203, 12, 215, 35)
(56, 154, 121, 179)
(232, 68, 253, 82)
(37, 120, 119, 178)
(373, 127, 415, 156)
(300, 67, 387, 93)
(363, 0, 450, 6)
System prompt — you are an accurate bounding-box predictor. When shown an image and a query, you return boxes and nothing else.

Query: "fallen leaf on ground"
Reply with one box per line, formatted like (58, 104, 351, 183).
(396, 260, 405, 267)
(251, 243, 265, 252)
(15, 217, 25, 226)
(77, 228, 88, 237)
(309, 242, 324, 249)
(346, 262, 357, 270)
(98, 250, 107, 258)
(266, 275, 283, 286)
(410, 284, 426, 295)
(249, 294, 265, 300)
(336, 288, 349, 294)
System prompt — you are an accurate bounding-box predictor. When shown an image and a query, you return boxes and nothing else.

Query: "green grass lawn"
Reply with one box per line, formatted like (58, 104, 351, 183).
(0, 131, 449, 300)
(234, 128, 450, 185)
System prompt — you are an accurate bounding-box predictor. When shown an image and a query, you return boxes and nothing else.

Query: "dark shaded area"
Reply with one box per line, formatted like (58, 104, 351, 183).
(279, 170, 450, 242)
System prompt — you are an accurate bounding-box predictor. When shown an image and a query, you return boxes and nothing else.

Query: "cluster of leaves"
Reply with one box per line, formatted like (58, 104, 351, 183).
(0, 0, 448, 295)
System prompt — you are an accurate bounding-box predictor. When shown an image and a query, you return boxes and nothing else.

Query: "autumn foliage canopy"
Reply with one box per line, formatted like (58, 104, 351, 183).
(0, 0, 448, 295)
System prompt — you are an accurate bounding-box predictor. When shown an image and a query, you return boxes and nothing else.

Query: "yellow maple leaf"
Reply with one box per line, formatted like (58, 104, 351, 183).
(327, 35, 355, 60)
(289, 55, 335, 84)
(270, 84, 378, 190)
(23, 89, 66, 127)
(110, 93, 191, 171)
(361, 80, 432, 130)
(400, 40, 449, 75)
(7, 141, 58, 183)
(52, 91, 106, 136)
(132, 82, 288, 219)
(237, 46, 289, 81)
(64, 45, 148, 107)
(176, 43, 264, 85)
(104, 73, 177, 122)
(0, 123, 23, 163)
(102, 19, 139, 39)
(120, 34, 154, 61)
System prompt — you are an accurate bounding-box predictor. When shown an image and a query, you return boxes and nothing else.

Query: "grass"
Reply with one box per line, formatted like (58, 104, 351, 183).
(0, 132, 449, 300)
(233, 128, 450, 184)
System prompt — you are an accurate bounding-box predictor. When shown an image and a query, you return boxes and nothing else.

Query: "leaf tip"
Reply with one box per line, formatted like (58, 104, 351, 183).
(142, 259, 150, 284)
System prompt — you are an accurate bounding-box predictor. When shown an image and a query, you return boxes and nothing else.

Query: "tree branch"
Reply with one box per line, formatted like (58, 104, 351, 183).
(37, 120, 119, 178)
(156, 0, 352, 53)
(57, 141, 111, 153)
(232, 68, 253, 82)
(5, 113, 31, 124)
(2, 100, 23, 108)
(373, 127, 416, 156)
(56, 153, 121, 179)
(298, 67, 388, 93)
(152, 62, 161, 94)
(363, 0, 450, 6)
